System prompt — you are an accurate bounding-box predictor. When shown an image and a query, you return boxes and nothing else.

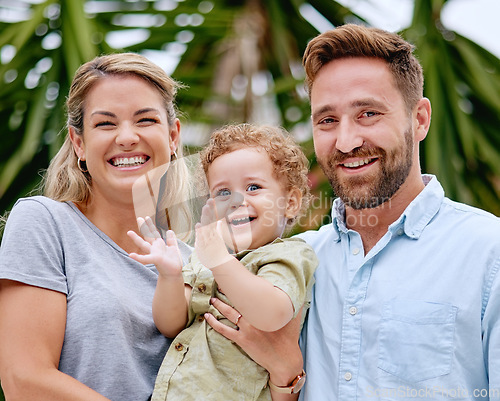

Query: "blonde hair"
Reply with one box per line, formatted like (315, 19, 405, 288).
(303, 24, 424, 113)
(43, 53, 193, 238)
(199, 123, 311, 230)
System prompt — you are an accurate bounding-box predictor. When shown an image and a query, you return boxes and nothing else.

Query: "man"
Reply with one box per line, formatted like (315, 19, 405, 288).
(207, 24, 500, 400)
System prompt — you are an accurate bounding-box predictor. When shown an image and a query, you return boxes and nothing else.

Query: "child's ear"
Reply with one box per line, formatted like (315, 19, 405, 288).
(285, 187, 302, 219)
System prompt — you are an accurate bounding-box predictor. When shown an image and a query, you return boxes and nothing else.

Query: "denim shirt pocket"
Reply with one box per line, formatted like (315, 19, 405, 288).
(377, 299, 458, 383)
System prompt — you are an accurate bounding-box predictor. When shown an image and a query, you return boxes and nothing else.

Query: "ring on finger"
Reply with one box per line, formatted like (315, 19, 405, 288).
(235, 314, 242, 326)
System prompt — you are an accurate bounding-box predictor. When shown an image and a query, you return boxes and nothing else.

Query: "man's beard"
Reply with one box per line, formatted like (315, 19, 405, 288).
(319, 127, 414, 210)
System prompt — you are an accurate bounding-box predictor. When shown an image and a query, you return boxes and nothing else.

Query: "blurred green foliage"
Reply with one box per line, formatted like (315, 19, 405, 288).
(0, 0, 498, 229)
(0, 0, 499, 396)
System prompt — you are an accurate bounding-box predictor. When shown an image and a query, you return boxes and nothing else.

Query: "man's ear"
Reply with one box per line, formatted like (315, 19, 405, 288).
(69, 127, 85, 160)
(414, 97, 431, 142)
(285, 187, 303, 220)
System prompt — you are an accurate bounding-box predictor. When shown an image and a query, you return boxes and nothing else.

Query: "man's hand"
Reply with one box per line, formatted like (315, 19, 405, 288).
(204, 297, 304, 384)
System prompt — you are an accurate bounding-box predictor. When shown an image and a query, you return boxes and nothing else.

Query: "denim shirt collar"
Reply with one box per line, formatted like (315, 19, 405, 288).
(330, 174, 444, 241)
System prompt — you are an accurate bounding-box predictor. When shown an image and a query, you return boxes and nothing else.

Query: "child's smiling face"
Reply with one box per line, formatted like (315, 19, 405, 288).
(207, 147, 299, 252)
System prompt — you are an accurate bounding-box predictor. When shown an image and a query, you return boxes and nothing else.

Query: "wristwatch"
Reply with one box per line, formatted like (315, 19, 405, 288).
(268, 370, 306, 394)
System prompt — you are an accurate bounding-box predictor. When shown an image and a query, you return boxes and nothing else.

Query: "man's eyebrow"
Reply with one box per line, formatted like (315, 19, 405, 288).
(351, 99, 389, 110)
(312, 105, 335, 121)
(312, 99, 390, 120)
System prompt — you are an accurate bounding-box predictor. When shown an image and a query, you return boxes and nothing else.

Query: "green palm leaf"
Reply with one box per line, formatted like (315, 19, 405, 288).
(405, 0, 500, 215)
(0, 0, 498, 227)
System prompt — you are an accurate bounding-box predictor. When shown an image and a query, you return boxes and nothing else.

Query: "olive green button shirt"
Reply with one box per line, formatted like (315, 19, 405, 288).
(151, 237, 318, 401)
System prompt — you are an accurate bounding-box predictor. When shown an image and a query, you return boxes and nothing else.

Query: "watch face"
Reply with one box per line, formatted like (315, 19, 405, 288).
(292, 375, 306, 394)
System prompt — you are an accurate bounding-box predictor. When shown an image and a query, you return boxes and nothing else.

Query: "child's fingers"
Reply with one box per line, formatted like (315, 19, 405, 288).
(129, 252, 152, 264)
(200, 203, 213, 227)
(138, 220, 153, 238)
(194, 222, 205, 245)
(208, 198, 220, 223)
(145, 216, 161, 238)
(216, 220, 225, 237)
(164, 230, 183, 267)
(200, 198, 221, 227)
(136, 217, 146, 228)
(165, 230, 178, 247)
(137, 216, 159, 239)
(127, 230, 151, 253)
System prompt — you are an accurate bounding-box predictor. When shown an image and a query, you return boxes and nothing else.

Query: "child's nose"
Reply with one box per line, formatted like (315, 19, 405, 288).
(214, 191, 245, 220)
(228, 192, 244, 209)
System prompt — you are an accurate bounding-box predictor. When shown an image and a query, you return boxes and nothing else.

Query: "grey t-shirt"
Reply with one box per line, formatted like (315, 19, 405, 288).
(0, 196, 192, 401)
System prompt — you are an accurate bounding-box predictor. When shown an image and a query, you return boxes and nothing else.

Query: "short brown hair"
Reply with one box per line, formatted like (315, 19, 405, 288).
(303, 24, 423, 112)
(199, 123, 311, 228)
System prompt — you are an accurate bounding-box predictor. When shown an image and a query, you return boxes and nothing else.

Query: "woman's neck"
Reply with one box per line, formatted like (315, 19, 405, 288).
(75, 195, 143, 254)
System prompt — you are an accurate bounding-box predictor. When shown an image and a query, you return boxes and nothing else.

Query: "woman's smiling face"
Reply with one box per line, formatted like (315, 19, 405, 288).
(70, 74, 179, 205)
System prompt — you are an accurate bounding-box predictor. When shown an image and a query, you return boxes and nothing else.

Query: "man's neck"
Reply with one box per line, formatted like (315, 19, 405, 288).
(345, 174, 426, 255)
(345, 206, 399, 255)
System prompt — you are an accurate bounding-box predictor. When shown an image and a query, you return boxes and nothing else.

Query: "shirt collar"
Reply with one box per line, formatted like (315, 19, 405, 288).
(233, 237, 284, 259)
(330, 174, 444, 240)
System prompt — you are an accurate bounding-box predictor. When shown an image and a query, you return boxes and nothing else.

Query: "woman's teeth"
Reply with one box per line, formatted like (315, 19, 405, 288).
(111, 156, 147, 167)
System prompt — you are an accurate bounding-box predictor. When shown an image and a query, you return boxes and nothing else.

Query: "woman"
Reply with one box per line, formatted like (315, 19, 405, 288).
(0, 53, 304, 401)
(0, 53, 193, 401)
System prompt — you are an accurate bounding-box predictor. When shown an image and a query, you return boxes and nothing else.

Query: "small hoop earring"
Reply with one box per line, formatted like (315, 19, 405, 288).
(172, 150, 178, 159)
(77, 157, 88, 173)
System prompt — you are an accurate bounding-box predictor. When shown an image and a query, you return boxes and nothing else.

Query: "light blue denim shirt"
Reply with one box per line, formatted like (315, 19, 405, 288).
(297, 175, 500, 400)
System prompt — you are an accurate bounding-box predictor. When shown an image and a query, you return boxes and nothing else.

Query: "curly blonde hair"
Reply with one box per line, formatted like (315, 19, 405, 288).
(199, 123, 311, 229)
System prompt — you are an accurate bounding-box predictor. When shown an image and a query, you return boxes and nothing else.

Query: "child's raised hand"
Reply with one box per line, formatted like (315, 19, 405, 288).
(137, 216, 161, 240)
(195, 198, 233, 269)
(128, 217, 183, 277)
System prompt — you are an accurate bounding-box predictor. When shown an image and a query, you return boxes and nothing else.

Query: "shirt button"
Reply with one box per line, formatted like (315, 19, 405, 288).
(349, 306, 357, 315)
(197, 315, 205, 322)
(174, 342, 184, 351)
(352, 248, 360, 255)
(397, 229, 404, 236)
(197, 283, 206, 292)
(344, 372, 352, 381)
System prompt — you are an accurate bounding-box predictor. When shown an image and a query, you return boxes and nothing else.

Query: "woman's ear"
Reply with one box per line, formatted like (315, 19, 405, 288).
(169, 118, 181, 155)
(69, 127, 85, 160)
(285, 187, 302, 220)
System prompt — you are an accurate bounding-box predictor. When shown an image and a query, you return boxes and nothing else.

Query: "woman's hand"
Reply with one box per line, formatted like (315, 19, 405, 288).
(205, 297, 303, 400)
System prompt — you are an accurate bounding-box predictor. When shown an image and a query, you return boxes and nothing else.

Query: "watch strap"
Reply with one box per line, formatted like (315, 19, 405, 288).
(268, 370, 306, 394)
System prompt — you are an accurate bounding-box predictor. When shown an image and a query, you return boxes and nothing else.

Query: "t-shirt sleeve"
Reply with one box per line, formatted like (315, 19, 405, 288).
(251, 239, 318, 319)
(0, 198, 68, 294)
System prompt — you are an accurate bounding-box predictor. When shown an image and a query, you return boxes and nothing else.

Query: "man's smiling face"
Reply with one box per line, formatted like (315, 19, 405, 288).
(311, 57, 416, 209)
